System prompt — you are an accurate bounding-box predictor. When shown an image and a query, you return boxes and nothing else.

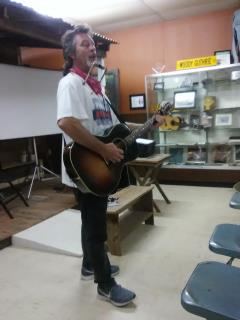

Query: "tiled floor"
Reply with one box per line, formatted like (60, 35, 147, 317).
(0, 184, 239, 320)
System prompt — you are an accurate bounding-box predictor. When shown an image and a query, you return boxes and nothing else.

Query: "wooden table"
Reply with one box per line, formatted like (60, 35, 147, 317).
(106, 185, 154, 256)
(127, 154, 170, 212)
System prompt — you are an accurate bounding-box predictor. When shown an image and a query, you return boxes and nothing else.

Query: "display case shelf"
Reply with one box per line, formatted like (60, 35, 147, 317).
(165, 163, 240, 170)
(145, 63, 240, 182)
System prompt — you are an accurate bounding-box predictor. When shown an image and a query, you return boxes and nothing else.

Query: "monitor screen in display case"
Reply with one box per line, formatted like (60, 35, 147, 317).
(174, 90, 196, 109)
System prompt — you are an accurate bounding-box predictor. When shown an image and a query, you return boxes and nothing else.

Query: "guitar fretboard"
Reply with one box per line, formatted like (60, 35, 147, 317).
(124, 117, 155, 146)
(124, 101, 173, 146)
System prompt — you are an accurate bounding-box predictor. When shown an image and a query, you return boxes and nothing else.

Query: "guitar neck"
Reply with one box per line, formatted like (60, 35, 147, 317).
(123, 101, 173, 146)
(125, 116, 155, 146)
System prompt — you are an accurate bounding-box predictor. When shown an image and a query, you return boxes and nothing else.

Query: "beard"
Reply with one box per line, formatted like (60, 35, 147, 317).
(86, 59, 97, 77)
(86, 59, 96, 68)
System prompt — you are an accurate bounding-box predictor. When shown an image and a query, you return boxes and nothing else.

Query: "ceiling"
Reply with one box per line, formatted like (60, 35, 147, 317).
(0, 0, 117, 52)
(0, 0, 239, 65)
(42, 0, 240, 33)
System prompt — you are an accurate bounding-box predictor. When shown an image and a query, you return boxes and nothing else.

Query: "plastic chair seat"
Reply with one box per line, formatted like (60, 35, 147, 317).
(230, 192, 240, 209)
(209, 224, 240, 260)
(181, 261, 240, 320)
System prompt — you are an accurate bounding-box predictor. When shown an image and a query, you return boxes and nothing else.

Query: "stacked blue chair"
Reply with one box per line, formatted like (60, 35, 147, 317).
(181, 186, 240, 319)
(181, 261, 240, 320)
(209, 191, 240, 265)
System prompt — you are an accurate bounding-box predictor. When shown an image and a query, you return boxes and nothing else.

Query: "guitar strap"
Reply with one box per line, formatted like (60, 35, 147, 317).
(103, 97, 126, 125)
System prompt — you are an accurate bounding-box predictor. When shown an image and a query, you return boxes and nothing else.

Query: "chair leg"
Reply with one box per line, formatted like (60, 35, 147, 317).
(9, 182, 29, 207)
(227, 257, 235, 265)
(0, 203, 14, 219)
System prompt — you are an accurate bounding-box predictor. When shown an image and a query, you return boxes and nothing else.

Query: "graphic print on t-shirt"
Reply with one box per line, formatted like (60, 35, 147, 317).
(92, 96, 113, 126)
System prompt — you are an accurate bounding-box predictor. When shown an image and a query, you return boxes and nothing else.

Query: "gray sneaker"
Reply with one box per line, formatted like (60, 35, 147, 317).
(81, 265, 120, 281)
(98, 284, 136, 307)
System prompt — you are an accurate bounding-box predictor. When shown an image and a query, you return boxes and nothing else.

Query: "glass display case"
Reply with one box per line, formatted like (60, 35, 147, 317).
(145, 63, 240, 170)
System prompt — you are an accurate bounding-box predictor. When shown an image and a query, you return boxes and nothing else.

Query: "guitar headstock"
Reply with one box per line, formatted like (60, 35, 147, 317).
(150, 101, 174, 115)
(158, 101, 174, 115)
(151, 101, 174, 127)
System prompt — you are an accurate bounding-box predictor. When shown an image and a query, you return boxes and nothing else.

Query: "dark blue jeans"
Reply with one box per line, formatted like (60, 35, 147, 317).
(72, 188, 115, 289)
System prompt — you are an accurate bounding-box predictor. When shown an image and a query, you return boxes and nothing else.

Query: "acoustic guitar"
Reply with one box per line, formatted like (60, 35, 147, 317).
(63, 101, 173, 196)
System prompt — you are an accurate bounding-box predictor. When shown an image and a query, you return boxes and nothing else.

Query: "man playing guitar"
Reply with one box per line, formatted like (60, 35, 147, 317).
(57, 24, 164, 307)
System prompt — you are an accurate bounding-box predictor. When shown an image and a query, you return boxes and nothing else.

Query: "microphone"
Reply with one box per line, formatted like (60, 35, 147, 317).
(94, 63, 105, 70)
(83, 62, 105, 85)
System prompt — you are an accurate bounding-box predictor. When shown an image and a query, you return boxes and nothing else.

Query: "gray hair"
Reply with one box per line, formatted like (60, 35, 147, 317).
(61, 24, 93, 76)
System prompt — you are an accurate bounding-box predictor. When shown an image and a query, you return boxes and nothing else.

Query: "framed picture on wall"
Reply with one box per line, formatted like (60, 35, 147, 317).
(215, 113, 232, 126)
(129, 94, 146, 110)
(214, 50, 232, 65)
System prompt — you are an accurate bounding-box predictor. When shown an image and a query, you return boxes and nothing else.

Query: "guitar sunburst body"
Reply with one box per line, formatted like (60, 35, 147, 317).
(64, 101, 173, 196)
(64, 124, 138, 196)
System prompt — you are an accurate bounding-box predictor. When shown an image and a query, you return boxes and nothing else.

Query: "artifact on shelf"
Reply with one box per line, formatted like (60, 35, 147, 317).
(201, 113, 213, 128)
(186, 146, 207, 163)
(212, 144, 231, 163)
(160, 115, 182, 131)
(203, 96, 216, 111)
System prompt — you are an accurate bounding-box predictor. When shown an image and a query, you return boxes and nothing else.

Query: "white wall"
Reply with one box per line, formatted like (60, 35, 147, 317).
(0, 64, 62, 140)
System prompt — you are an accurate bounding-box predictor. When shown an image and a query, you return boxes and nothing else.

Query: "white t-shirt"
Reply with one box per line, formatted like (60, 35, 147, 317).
(57, 72, 120, 187)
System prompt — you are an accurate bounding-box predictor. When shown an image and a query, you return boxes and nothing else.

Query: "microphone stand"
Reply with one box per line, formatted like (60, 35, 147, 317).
(83, 62, 105, 85)
(27, 137, 60, 199)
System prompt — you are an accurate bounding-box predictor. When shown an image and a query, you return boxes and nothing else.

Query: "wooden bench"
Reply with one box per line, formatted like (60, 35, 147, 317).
(106, 185, 154, 256)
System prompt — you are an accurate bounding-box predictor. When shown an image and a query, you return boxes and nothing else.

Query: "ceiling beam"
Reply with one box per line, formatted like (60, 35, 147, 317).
(0, 17, 62, 47)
